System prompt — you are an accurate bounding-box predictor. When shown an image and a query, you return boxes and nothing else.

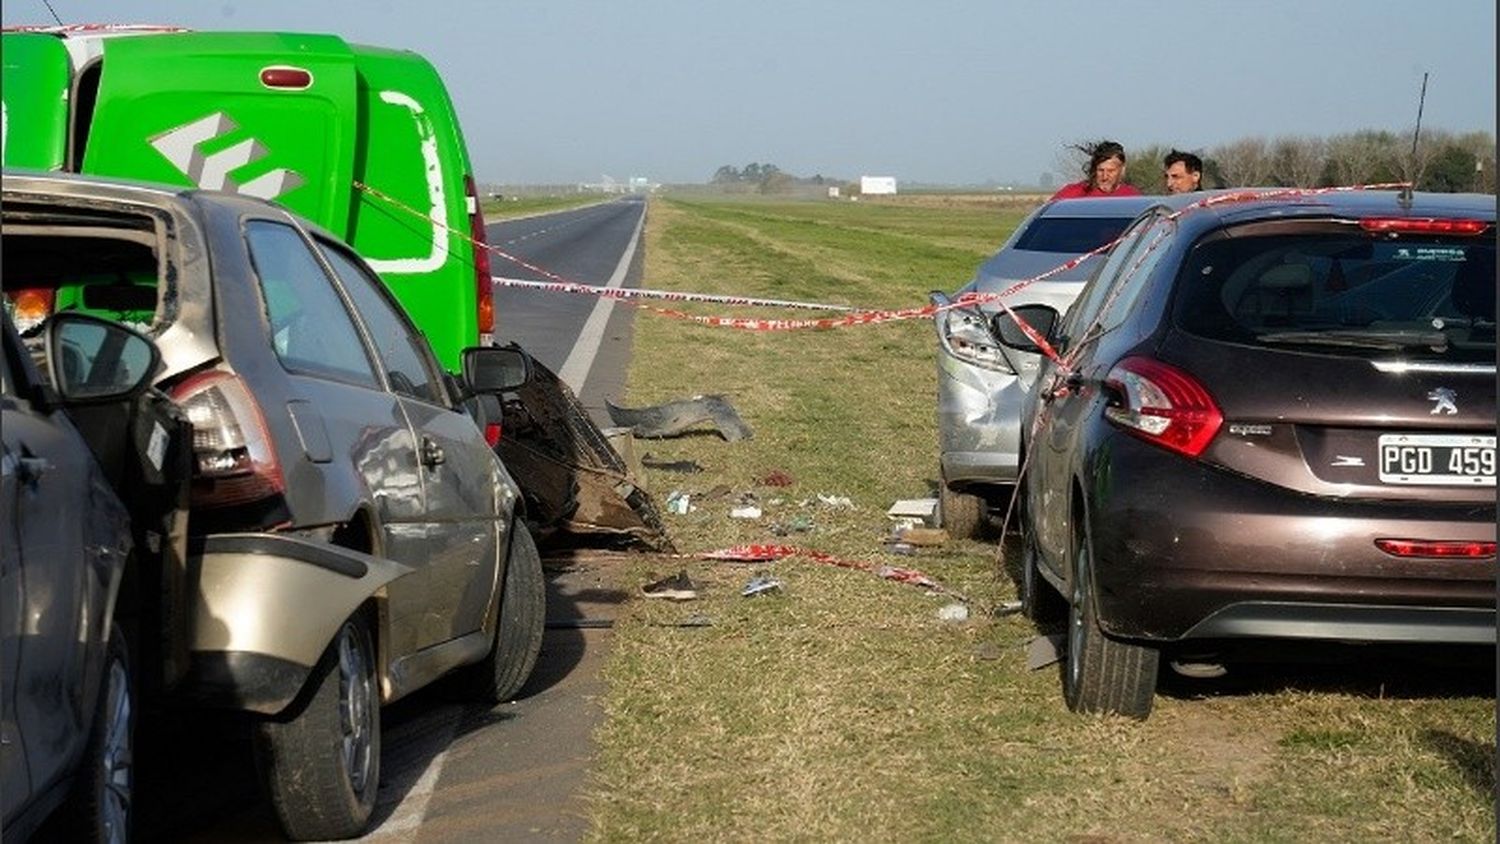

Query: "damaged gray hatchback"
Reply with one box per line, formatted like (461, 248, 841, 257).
(2, 170, 545, 841)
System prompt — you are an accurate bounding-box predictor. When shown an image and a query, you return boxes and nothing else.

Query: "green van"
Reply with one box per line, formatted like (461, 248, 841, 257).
(1, 25, 494, 371)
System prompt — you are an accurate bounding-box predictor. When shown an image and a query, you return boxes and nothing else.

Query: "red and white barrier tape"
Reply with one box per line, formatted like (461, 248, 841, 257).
(353, 180, 1411, 342)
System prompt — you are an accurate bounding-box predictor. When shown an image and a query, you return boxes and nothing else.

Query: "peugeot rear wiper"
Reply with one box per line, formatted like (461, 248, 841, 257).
(1257, 328, 1449, 351)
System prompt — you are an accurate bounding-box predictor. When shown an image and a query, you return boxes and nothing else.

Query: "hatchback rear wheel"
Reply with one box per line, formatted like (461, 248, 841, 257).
(1062, 515, 1158, 719)
(258, 615, 379, 840)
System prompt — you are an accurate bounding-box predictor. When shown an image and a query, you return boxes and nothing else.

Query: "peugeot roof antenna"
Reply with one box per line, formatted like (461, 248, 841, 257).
(41, 0, 64, 25)
(1399, 71, 1428, 209)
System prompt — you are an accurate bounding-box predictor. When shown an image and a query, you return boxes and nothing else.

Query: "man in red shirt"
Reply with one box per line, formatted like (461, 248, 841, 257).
(1049, 140, 1142, 200)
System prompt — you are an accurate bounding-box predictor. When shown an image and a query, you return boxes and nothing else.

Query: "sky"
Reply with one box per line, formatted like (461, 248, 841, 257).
(4, 0, 1495, 186)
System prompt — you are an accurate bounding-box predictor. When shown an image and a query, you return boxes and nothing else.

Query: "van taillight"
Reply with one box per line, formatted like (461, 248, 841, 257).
(1375, 539, 1497, 559)
(465, 175, 495, 343)
(260, 66, 313, 90)
(5, 288, 56, 335)
(1103, 357, 1223, 458)
(170, 370, 285, 508)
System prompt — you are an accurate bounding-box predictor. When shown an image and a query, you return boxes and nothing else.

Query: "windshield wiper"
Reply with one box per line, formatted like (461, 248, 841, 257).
(1257, 328, 1449, 351)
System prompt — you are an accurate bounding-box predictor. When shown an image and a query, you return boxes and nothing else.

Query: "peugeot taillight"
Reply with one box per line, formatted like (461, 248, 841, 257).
(5, 288, 56, 335)
(1103, 357, 1223, 458)
(1359, 218, 1489, 236)
(465, 175, 495, 344)
(1375, 539, 1497, 559)
(170, 370, 285, 508)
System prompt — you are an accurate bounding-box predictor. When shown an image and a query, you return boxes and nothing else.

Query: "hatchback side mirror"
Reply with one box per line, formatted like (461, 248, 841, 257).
(990, 304, 1061, 354)
(461, 343, 532, 395)
(44, 312, 161, 403)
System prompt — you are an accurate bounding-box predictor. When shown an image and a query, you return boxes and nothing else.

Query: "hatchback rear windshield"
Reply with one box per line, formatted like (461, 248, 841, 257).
(1173, 226, 1495, 363)
(1012, 217, 1136, 254)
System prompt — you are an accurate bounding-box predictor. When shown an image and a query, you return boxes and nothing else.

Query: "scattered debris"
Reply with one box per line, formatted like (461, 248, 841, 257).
(1170, 659, 1228, 679)
(729, 504, 763, 519)
(703, 484, 733, 501)
(698, 543, 966, 600)
(741, 572, 783, 597)
(885, 542, 916, 556)
(546, 618, 615, 630)
(816, 494, 855, 510)
(937, 602, 970, 622)
(641, 453, 704, 473)
(492, 352, 674, 551)
(886, 498, 939, 525)
(607, 394, 753, 442)
(665, 491, 695, 515)
(758, 469, 795, 487)
(1026, 634, 1066, 670)
(641, 570, 700, 601)
(993, 600, 1024, 617)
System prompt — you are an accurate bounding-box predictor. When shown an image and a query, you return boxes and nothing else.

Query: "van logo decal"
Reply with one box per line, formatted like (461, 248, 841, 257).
(361, 91, 449, 275)
(149, 112, 305, 200)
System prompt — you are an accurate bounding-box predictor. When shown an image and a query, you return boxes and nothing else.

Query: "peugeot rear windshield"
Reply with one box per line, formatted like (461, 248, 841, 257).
(1173, 223, 1496, 363)
(1012, 217, 1136, 254)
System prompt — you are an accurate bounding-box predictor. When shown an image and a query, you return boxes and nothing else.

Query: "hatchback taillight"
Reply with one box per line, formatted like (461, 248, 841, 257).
(465, 175, 495, 344)
(170, 370, 285, 508)
(1103, 357, 1223, 458)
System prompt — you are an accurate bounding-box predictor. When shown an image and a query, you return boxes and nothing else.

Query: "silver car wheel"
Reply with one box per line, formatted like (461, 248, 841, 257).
(100, 656, 133, 844)
(338, 622, 375, 795)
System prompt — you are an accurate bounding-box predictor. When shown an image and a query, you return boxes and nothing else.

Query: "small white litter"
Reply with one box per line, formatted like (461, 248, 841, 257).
(886, 498, 938, 525)
(729, 505, 763, 519)
(937, 602, 970, 622)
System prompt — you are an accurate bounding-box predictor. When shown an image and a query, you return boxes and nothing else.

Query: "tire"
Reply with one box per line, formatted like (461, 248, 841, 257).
(939, 475, 986, 540)
(458, 521, 546, 704)
(1062, 517, 1158, 719)
(257, 616, 379, 841)
(61, 622, 134, 844)
(1020, 533, 1067, 625)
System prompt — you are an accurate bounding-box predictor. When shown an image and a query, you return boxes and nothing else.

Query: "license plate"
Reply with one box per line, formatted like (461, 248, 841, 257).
(1378, 434, 1496, 486)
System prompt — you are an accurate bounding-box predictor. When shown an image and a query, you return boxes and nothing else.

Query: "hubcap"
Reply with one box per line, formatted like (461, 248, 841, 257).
(337, 624, 374, 795)
(100, 658, 132, 844)
(1067, 544, 1088, 690)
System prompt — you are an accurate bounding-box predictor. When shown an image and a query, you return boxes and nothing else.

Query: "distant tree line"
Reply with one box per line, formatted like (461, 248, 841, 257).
(710, 162, 843, 194)
(1109, 128, 1496, 195)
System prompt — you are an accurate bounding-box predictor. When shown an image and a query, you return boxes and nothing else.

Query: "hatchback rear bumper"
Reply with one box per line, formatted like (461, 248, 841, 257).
(1086, 434, 1497, 645)
(173, 532, 413, 715)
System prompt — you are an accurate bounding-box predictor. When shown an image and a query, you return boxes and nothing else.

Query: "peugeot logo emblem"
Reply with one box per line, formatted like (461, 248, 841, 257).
(1427, 387, 1458, 415)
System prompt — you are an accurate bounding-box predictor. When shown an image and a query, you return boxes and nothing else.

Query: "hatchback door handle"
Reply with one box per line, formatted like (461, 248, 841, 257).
(16, 455, 49, 485)
(420, 437, 445, 467)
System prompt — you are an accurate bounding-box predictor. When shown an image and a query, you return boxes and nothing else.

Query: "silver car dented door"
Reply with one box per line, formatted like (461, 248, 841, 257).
(314, 237, 505, 644)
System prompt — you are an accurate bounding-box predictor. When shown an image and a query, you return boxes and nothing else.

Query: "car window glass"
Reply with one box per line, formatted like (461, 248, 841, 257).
(317, 241, 447, 407)
(1061, 215, 1154, 339)
(245, 221, 379, 388)
(1174, 230, 1496, 363)
(1013, 216, 1139, 254)
(1099, 218, 1176, 332)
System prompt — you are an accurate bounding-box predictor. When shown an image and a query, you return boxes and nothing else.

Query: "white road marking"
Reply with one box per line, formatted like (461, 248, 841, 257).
(355, 705, 464, 841)
(556, 205, 646, 393)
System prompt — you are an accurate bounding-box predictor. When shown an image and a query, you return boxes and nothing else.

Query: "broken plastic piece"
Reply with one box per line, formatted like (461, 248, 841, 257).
(894, 527, 949, 547)
(1027, 634, 1066, 670)
(993, 600, 1023, 617)
(665, 491, 695, 515)
(816, 494, 855, 510)
(607, 394, 753, 441)
(887, 498, 938, 524)
(642, 453, 704, 473)
(741, 573, 783, 597)
(730, 505, 763, 519)
(937, 603, 969, 622)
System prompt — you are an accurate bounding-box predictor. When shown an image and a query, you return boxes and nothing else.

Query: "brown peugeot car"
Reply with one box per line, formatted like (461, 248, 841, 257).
(995, 189, 1496, 719)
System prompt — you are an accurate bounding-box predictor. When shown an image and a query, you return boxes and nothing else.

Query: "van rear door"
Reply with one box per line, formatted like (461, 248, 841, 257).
(0, 33, 72, 170)
(80, 31, 359, 233)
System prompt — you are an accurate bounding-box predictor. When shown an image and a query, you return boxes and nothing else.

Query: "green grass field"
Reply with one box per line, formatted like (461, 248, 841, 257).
(583, 195, 1496, 842)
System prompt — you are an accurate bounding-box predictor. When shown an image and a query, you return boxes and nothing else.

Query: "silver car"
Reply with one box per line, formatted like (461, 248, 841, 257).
(3, 170, 545, 841)
(932, 196, 1154, 537)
